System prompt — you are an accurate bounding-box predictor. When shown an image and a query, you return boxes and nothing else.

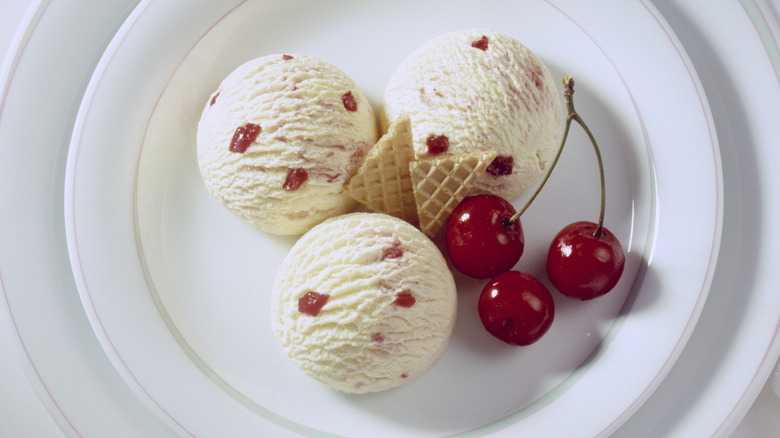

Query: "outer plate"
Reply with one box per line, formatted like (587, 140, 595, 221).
(65, 1, 722, 436)
(64, 0, 722, 436)
(0, 0, 173, 436)
(615, 1, 780, 435)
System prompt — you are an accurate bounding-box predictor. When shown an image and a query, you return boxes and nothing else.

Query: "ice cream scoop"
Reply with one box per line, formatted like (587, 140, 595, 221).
(197, 54, 378, 235)
(381, 29, 562, 200)
(271, 212, 457, 394)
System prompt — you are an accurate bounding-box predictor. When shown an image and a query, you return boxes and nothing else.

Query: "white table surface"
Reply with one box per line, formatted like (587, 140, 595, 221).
(2, 1, 779, 437)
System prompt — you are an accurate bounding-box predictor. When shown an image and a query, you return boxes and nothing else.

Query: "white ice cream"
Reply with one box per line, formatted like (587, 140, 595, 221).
(197, 54, 378, 235)
(381, 29, 562, 200)
(271, 212, 457, 394)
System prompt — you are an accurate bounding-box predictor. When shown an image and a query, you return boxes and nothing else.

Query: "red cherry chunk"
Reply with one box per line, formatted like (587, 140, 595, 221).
(486, 155, 514, 176)
(298, 291, 329, 316)
(546, 221, 625, 300)
(229, 123, 261, 153)
(471, 36, 489, 51)
(425, 134, 449, 155)
(381, 241, 403, 260)
(445, 195, 524, 279)
(283, 167, 308, 191)
(478, 271, 554, 346)
(282, 54, 294, 60)
(342, 91, 358, 112)
(394, 290, 416, 308)
(209, 92, 219, 106)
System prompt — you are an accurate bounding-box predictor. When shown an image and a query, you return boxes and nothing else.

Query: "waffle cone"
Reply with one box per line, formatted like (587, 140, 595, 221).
(348, 115, 417, 224)
(409, 151, 497, 238)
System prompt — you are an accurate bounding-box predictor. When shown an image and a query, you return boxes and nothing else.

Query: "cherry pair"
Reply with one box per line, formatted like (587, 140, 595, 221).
(445, 76, 625, 346)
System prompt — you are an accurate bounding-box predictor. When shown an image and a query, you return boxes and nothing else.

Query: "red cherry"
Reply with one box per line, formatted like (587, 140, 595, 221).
(546, 221, 625, 300)
(341, 91, 358, 112)
(445, 195, 524, 279)
(478, 271, 555, 346)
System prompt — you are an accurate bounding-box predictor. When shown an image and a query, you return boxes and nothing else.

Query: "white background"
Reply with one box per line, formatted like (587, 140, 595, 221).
(1, 0, 779, 436)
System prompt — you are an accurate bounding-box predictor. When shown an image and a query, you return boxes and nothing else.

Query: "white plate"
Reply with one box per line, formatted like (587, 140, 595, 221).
(65, 0, 722, 436)
(615, 0, 780, 435)
(0, 0, 173, 436)
(4, 0, 780, 437)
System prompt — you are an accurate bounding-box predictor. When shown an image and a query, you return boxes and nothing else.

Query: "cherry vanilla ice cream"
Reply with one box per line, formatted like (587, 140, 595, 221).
(271, 212, 457, 393)
(197, 54, 378, 235)
(381, 29, 562, 200)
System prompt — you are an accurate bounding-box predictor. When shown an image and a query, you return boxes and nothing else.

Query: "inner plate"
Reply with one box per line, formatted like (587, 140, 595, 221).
(65, 0, 721, 436)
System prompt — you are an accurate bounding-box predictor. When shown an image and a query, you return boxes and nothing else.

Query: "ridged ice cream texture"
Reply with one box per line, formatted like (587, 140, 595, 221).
(197, 54, 378, 235)
(381, 29, 563, 200)
(272, 213, 457, 394)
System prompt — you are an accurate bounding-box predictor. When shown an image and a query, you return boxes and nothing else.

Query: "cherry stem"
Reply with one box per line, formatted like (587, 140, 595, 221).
(505, 75, 606, 237)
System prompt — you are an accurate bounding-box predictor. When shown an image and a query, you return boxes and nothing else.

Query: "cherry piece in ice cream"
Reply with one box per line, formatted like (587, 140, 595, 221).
(298, 291, 330, 316)
(527, 68, 544, 89)
(283, 168, 309, 191)
(471, 36, 489, 51)
(486, 155, 514, 176)
(342, 91, 358, 112)
(381, 241, 404, 260)
(229, 123, 261, 153)
(394, 290, 416, 308)
(426, 134, 449, 154)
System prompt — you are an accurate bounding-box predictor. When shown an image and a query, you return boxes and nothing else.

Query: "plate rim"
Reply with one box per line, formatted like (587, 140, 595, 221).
(62, 0, 724, 437)
(7, 0, 780, 436)
(0, 0, 173, 437)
